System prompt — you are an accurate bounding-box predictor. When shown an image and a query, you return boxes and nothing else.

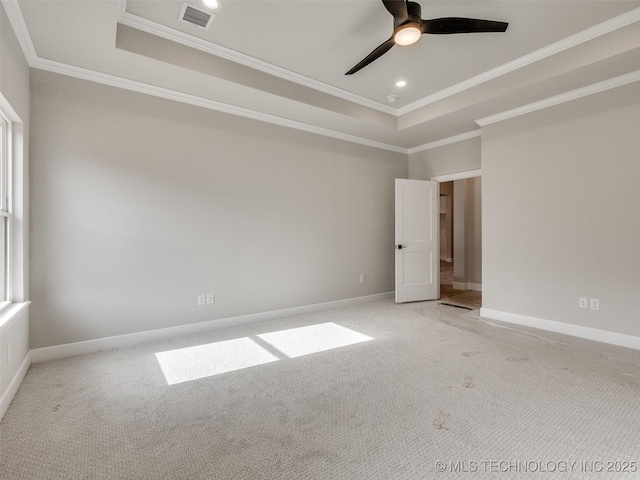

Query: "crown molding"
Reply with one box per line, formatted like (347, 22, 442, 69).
(398, 6, 640, 116)
(9, 0, 640, 156)
(3, 0, 405, 153)
(1, 0, 37, 65)
(476, 69, 640, 126)
(116, 8, 398, 117)
(6, 0, 640, 129)
(31, 57, 408, 154)
(407, 130, 481, 155)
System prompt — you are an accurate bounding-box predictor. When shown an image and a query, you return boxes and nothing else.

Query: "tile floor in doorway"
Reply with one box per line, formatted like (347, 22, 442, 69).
(440, 260, 482, 309)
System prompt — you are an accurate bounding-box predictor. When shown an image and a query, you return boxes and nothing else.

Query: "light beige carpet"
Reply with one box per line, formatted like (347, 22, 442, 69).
(1, 300, 639, 479)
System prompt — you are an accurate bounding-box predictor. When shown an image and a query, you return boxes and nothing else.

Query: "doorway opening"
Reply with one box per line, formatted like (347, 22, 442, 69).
(436, 176, 482, 310)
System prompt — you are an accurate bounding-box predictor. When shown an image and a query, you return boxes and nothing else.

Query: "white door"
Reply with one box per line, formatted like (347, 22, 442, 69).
(395, 179, 439, 303)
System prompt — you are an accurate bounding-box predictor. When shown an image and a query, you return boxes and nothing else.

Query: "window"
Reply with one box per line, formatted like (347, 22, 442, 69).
(0, 93, 26, 311)
(0, 114, 11, 307)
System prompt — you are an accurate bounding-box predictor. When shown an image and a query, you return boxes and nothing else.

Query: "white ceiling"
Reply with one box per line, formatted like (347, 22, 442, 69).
(9, 0, 640, 151)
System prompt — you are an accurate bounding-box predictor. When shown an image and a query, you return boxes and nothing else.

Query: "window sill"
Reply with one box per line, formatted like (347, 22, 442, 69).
(0, 301, 30, 331)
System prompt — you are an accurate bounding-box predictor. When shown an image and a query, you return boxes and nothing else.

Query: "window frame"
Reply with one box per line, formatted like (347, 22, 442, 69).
(0, 111, 13, 312)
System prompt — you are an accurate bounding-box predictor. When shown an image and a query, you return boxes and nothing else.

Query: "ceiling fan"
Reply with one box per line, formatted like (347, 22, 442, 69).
(346, 0, 508, 75)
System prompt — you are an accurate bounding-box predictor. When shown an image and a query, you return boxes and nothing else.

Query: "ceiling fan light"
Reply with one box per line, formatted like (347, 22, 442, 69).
(394, 24, 421, 46)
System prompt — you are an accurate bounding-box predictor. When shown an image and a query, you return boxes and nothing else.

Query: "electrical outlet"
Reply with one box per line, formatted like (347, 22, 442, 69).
(579, 297, 588, 309)
(590, 298, 600, 311)
(360, 275, 366, 284)
(197, 294, 206, 306)
(6, 342, 11, 363)
(206, 293, 215, 305)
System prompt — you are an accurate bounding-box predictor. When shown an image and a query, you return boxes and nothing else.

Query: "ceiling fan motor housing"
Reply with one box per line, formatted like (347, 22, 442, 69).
(394, 1, 422, 29)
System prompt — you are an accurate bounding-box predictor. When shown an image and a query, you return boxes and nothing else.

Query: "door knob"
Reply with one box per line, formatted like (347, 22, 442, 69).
(396, 245, 407, 249)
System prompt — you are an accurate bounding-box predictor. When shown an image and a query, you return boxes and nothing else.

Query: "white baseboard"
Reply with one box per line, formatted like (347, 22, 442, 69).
(30, 291, 395, 363)
(480, 308, 640, 351)
(0, 351, 31, 421)
(452, 282, 482, 292)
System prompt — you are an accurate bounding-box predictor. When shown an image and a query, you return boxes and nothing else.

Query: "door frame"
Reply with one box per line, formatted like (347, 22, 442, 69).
(430, 169, 482, 293)
(430, 169, 481, 183)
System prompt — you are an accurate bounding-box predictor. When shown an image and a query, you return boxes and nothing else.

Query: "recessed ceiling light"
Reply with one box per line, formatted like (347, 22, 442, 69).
(396, 80, 407, 88)
(202, 0, 220, 10)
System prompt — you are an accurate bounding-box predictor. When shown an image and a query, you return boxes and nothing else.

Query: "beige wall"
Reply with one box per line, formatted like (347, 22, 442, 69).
(408, 136, 480, 179)
(0, 3, 30, 403)
(453, 178, 482, 287)
(29, 70, 407, 349)
(482, 81, 640, 337)
(467, 178, 482, 285)
(1, 7, 29, 123)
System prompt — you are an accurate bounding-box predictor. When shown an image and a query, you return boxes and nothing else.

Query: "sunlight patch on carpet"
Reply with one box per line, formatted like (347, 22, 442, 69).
(155, 338, 279, 385)
(155, 323, 374, 384)
(257, 322, 373, 358)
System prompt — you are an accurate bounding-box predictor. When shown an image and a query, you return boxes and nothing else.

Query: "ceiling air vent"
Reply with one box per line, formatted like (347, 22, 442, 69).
(179, 3, 214, 30)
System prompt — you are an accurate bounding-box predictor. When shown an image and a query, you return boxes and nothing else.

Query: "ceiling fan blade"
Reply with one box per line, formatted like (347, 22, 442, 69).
(345, 37, 395, 75)
(422, 17, 508, 34)
(382, 0, 408, 22)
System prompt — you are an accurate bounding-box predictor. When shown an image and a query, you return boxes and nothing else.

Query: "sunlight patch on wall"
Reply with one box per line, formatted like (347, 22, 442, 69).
(257, 322, 373, 358)
(155, 337, 279, 385)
